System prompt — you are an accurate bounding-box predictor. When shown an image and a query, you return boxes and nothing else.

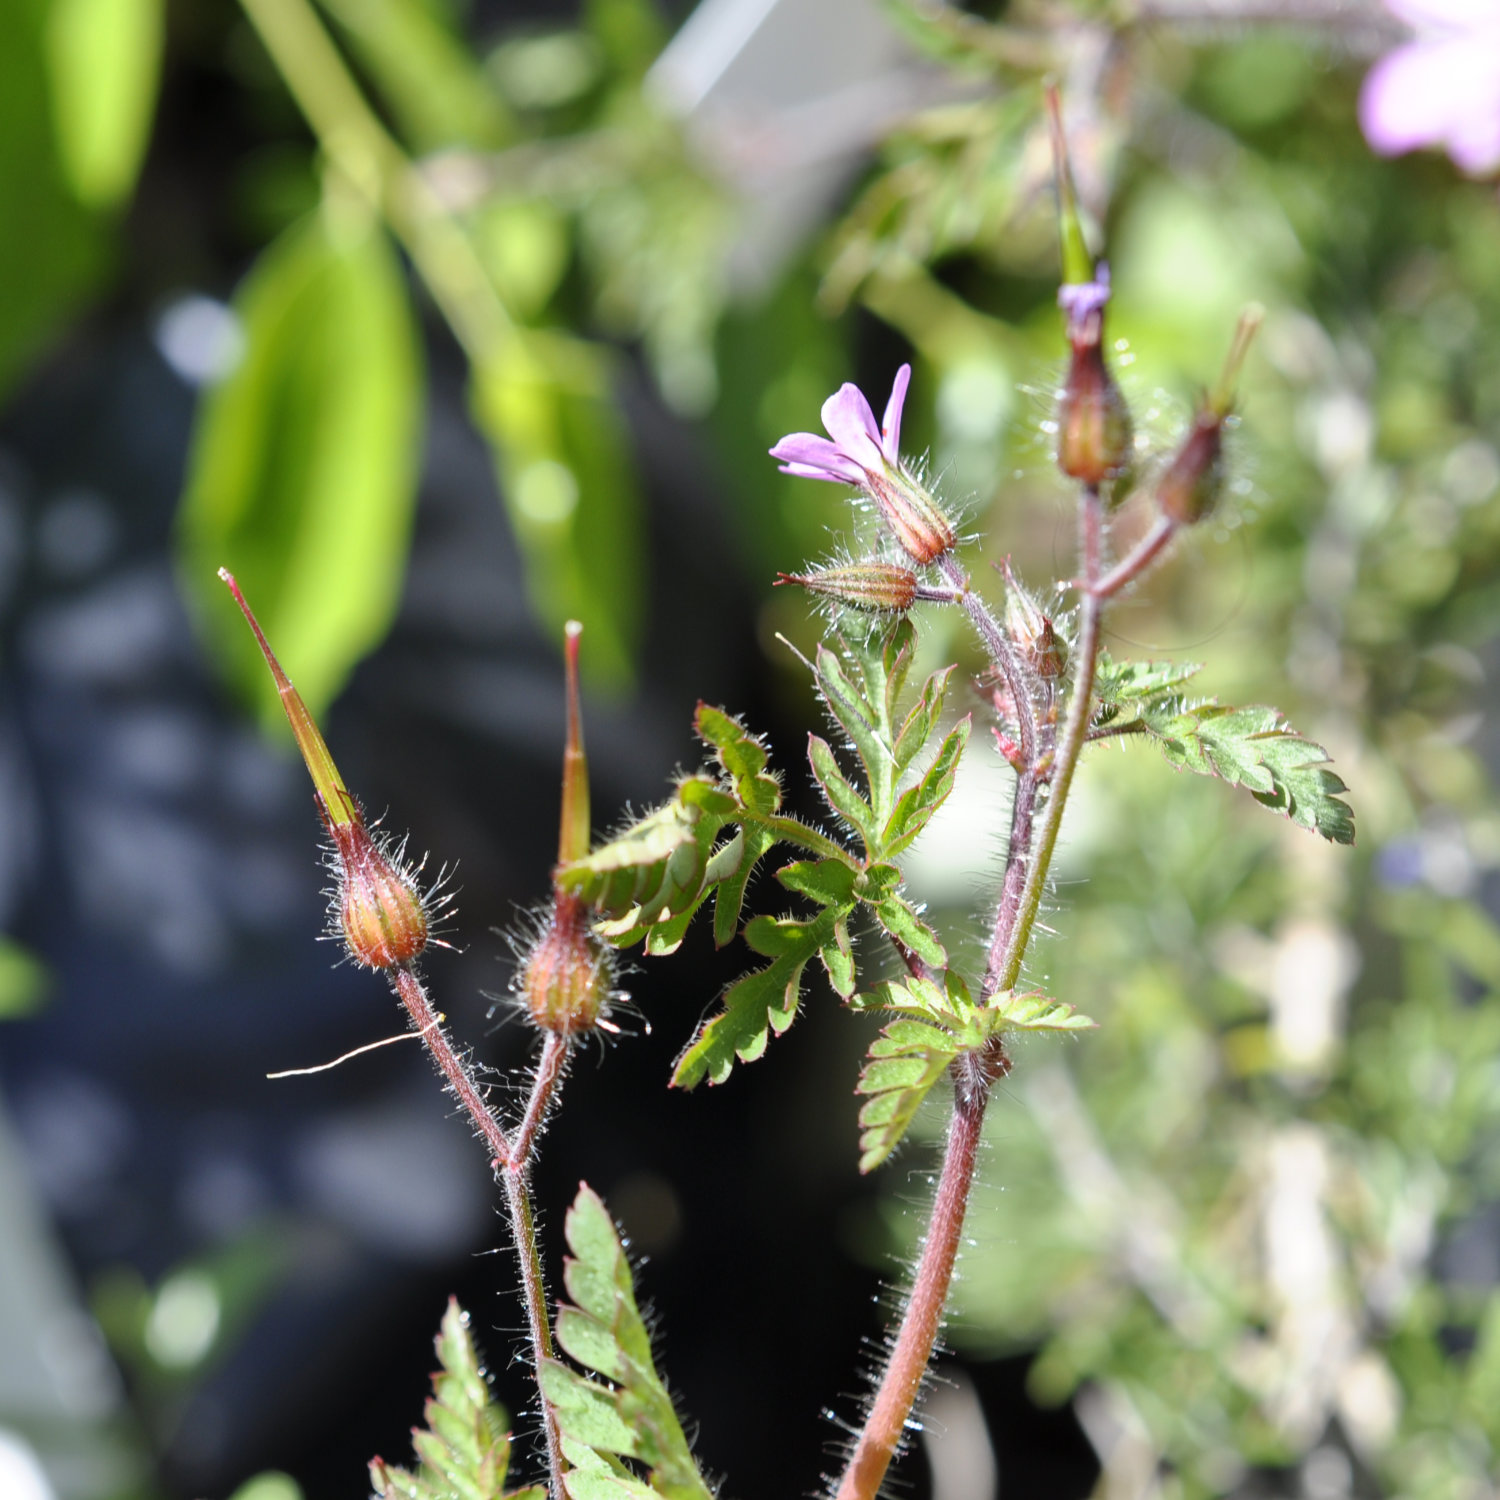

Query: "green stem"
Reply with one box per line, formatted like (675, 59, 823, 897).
(238, 0, 513, 365)
(991, 486, 1106, 995)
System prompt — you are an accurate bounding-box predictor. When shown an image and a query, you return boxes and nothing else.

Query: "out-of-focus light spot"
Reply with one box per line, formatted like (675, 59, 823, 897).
(36, 489, 120, 579)
(154, 296, 245, 386)
(144, 1269, 221, 1369)
(0, 1428, 57, 1500)
(229, 1472, 304, 1500)
(513, 460, 579, 525)
(937, 360, 1012, 444)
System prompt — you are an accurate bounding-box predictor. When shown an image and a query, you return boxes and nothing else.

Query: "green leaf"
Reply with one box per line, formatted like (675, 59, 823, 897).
(369, 1298, 532, 1500)
(808, 734, 879, 851)
(777, 858, 861, 908)
(0, 939, 49, 1020)
(1094, 653, 1205, 709)
(318, 0, 512, 153)
(869, 895, 947, 970)
(178, 211, 423, 730)
(992, 992, 1096, 1031)
(695, 703, 781, 814)
(892, 663, 956, 778)
(880, 717, 971, 859)
(44, 0, 162, 209)
(856, 1017, 963, 1173)
(1137, 702, 1356, 844)
(673, 904, 850, 1087)
(548, 1186, 713, 1500)
(0, 0, 106, 401)
(471, 330, 644, 689)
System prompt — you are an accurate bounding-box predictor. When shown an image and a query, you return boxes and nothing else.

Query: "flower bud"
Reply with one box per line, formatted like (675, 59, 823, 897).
(777, 562, 919, 613)
(1155, 306, 1261, 527)
(220, 568, 434, 971)
(521, 891, 611, 1035)
(328, 818, 429, 968)
(1002, 564, 1066, 680)
(1155, 406, 1226, 526)
(1057, 334, 1133, 488)
(865, 468, 955, 565)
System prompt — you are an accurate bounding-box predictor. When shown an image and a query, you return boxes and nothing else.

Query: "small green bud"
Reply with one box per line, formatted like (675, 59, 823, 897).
(521, 891, 611, 1035)
(1002, 564, 1066, 679)
(777, 562, 919, 613)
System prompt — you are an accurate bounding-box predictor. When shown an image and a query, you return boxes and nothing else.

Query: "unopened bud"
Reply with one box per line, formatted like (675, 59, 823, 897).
(328, 818, 429, 968)
(1002, 564, 1066, 679)
(522, 891, 611, 1034)
(777, 562, 919, 613)
(865, 468, 955, 565)
(1156, 307, 1260, 527)
(1055, 268, 1133, 489)
(1155, 406, 1226, 525)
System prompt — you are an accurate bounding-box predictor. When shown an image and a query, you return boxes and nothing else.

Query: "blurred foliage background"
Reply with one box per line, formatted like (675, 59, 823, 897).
(2, 1, 1499, 1499)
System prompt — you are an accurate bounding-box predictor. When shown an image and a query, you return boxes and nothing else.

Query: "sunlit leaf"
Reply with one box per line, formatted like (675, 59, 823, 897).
(178, 210, 423, 729)
(44, 0, 163, 208)
(369, 1299, 540, 1500)
(545, 1186, 712, 1500)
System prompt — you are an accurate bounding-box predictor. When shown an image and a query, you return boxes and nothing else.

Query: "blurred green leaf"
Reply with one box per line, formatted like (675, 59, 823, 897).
(44, 0, 163, 208)
(470, 331, 644, 689)
(0, 939, 48, 1019)
(0, 0, 106, 400)
(228, 1473, 303, 1500)
(178, 209, 423, 728)
(319, 0, 512, 151)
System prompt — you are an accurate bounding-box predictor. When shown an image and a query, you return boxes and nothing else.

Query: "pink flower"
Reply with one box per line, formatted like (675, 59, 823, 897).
(770, 364, 912, 486)
(1360, 0, 1500, 175)
(769, 365, 956, 564)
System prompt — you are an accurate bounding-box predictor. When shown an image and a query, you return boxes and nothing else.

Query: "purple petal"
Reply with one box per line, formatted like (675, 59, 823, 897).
(1361, 34, 1500, 170)
(820, 383, 885, 474)
(881, 365, 911, 466)
(769, 432, 866, 484)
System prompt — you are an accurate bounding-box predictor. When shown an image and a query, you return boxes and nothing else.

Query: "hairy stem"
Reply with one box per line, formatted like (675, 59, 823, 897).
(991, 486, 1107, 995)
(1092, 515, 1177, 599)
(504, 1139, 566, 1500)
(834, 1047, 1005, 1500)
(392, 966, 513, 1167)
(937, 552, 1039, 772)
(838, 488, 1110, 1500)
(510, 1031, 571, 1173)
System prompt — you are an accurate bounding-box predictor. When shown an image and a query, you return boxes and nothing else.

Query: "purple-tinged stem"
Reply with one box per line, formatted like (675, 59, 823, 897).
(509, 1031, 570, 1175)
(937, 552, 1039, 772)
(1092, 515, 1177, 599)
(392, 966, 513, 1168)
(834, 1044, 1007, 1500)
(392, 967, 565, 1499)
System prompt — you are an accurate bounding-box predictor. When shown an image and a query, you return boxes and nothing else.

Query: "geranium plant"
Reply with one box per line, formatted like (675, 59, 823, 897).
(218, 99, 1353, 1500)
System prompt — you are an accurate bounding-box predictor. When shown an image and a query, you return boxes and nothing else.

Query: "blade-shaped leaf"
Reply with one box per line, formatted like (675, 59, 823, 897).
(696, 703, 781, 814)
(892, 663, 956, 779)
(673, 904, 850, 1087)
(369, 1299, 537, 1500)
(547, 1186, 713, 1500)
(869, 895, 947, 970)
(880, 717, 971, 859)
(1138, 702, 1355, 844)
(809, 734, 879, 851)
(45, 0, 163, 208)
(179, 211, 423, 729)
(856, 1015, 963, 1173)
(992, 992, 1096, 1031)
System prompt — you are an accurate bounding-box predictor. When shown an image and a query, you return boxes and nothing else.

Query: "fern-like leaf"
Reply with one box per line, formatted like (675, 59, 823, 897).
(370, 1299, 543, 1500)
(542, 1186, 713, 1500)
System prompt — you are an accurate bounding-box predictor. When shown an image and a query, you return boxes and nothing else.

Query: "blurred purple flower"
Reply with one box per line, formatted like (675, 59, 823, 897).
(1360, 0, 1500, 175)
(770, 364, 911, 486)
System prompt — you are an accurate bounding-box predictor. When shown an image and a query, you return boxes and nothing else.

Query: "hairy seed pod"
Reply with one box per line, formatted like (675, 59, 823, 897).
(327, 817, 429, 968)
(777, 562, 920, 613)
(864, 468, 956, 565)
(1156, 406, 1227, 526)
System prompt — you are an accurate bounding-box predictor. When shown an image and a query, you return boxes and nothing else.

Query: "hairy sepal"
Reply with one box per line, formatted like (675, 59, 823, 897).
(542, 1186, 713, 1500)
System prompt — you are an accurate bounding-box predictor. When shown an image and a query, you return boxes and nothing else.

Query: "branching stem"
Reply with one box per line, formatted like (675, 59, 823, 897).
(838, 487, 1111, 1500)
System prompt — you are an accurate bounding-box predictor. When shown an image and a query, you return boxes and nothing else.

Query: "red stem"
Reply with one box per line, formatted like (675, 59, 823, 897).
(834, 1047, 1005, 1500)
(392, 966, 512, 1168)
